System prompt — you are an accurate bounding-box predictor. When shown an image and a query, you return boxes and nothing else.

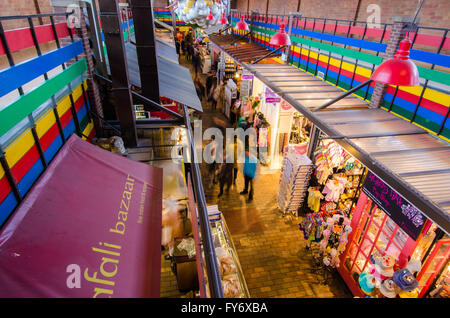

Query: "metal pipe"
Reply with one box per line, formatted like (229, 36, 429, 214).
(182, 104, 224, 298)
(312, 79, 372, 112)
(251, 45, 286, 64)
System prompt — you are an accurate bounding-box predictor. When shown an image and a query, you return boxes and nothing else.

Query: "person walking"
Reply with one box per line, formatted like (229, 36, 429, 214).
(207, 136, 218, 187)
(181, 38, 186, 56)
(211, 82, 224, 110)
(217, 154, 234, 198)
(240, 149, 258, 202)
(205, 72, 214, 101)
(192, 49, 201, 76)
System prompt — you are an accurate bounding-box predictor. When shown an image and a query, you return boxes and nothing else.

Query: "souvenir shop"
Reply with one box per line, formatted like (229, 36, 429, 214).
(294, 129, 449, 298)
(246, 77, 312, 169)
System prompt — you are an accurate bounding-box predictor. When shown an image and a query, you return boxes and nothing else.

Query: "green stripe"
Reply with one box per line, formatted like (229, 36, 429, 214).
(417, 66, 450, 86)
(0, 58, 87, 137)
(291, 35, 382, 65)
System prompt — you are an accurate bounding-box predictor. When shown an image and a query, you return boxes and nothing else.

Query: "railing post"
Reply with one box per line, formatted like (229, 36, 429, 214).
(285, 12, 302, 65)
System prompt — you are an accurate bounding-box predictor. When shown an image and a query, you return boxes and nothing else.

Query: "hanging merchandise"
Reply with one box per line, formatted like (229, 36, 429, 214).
(278, 154, 314, 216)
(169, 0, 228, 28)
(307, 187, 324, 213)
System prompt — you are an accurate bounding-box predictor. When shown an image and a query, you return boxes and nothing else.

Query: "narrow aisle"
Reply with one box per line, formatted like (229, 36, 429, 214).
(179, 52, 352, 298)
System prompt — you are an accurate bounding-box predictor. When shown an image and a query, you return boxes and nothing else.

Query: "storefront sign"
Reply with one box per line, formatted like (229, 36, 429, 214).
(362, 172, 427, 240)
(242, 74, 254, 80)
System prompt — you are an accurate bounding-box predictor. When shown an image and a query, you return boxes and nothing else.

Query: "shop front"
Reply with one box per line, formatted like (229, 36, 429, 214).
(251, 77, 312, 170)
(338, 171, 449, 298)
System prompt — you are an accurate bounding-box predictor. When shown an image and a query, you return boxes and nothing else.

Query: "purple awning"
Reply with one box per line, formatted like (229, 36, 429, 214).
(0, 135, 163, 298)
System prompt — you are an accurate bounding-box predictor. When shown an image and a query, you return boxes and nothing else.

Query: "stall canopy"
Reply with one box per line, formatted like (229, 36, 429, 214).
(209, 33, 281, 63)
(242, 63, 450, 235)
(0, 135, 163, 297)
(125, 42, 202, 112)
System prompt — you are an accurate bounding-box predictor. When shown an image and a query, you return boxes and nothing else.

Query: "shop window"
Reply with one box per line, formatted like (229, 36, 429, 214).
(416, 239, 450, 297)
(345, 197, 413, 282)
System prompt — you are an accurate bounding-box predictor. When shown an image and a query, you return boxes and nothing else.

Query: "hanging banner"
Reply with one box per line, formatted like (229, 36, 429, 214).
(362, 171, 427, 240)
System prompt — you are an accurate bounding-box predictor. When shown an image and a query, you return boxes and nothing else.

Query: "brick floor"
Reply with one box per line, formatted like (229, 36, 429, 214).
(159, 52, 352, 299)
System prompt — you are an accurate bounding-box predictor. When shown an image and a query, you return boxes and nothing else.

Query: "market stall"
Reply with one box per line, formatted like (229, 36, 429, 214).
(0, 135, 163, 297)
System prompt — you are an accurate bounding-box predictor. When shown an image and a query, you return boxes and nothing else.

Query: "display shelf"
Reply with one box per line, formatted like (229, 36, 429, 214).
(202, 206, 249, 298)
(210, 217, 250, 298)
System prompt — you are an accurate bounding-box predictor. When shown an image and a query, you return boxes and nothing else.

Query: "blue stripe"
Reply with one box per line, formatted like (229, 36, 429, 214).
(63, 120, 76, 140)
(0, 192, 18, 227)
(17, 160, 44, 197)
(410, 49, 450, 69)
(291, 27, 386, 53)
(415, 106, 446, 125)
(76, 106, 88, 124)
(383, 93, 417, 114)
(44, 136, 63, 163)
(0, 41, 84, 98)
(253, 21, 279, 30)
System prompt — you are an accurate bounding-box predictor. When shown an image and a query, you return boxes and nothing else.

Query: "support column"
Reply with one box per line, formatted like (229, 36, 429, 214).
(80, 10, 104, 137)
(99, 0, 137, 147)
(369, 16, 419, 108)
(130, 0, 160, 106)
(285, 12, 302, 65)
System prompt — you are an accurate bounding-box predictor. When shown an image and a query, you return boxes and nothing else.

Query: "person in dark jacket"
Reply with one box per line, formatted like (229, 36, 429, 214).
(217, 155, 234, 198)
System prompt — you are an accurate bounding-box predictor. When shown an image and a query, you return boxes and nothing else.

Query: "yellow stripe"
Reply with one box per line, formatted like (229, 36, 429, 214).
(56, 94, 72, 117)
(35, 109, 56, 138)
(0, 164, 4, 180)
(4, 129, 34, 168)
(81, 122, 94, 140)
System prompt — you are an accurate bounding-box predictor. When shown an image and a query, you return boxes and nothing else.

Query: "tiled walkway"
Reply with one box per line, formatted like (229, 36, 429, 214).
(160, 53, 352, 298)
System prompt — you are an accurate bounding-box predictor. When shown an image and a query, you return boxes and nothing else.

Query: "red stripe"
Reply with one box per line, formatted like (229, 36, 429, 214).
(60, 107, 74, 129)
(88, 127, 96, 140)
(40, 123, 60, 152)
(10, 145, 40, 184)
(0, 22, 70, 55)
(386, 86, 449, 116)
(0, 176, 12, 204)
(74, 94, 86, 112)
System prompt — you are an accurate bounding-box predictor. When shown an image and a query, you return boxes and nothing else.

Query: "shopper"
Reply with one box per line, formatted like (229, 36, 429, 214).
(217, 154, 234, 198)
(193, 52, 200, 76)
(175, 39, 181, 58)
(207, 136, 218, 187)
(194, 77, 205, 101)
(181, 38, 186, 56)
(205, 72, 214, 101)
(212, 82, 224, 110)
(240, 149, 258, 202)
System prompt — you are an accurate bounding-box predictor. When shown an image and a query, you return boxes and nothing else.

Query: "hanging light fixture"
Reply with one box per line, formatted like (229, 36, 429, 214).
(206, 10, 214, 21)
(369, 0, 424, 87)
(234, 15, 249, 31)
(270, 24, 291, 46)
(219, 12, 228, 25)
(370, 35, 419, 86)
(269, 0, 291, 46)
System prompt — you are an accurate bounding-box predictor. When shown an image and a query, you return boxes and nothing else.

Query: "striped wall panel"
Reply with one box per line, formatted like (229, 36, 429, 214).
(0, 82, 91, 226)
(0, 22, 71, 55)
(231, 13, 450, 142)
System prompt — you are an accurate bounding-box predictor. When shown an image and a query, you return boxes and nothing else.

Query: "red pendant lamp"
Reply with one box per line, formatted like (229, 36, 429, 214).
(206, 10, 214, 21)
(219, 12, 228, 25)
(234, 16, 249, 31)
(269, 24, 291, 46)
(370, 35, 419, 86)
